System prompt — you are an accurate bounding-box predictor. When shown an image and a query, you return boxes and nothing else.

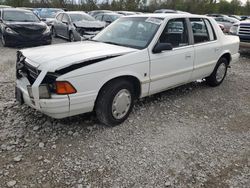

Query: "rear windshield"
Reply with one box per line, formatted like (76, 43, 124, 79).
(3, 10, 40, 22)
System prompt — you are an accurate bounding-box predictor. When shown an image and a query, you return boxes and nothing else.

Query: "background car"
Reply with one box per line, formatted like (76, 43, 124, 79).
(88, 10, 113, 17)
(52, 11, 105, 41)
(212, 16, 239, 32)
(94, 12, 123, 26)
(154, 9, 190, 14)
(116, 11, 137, 16)
(38, 8, 64, 26)
(0, 8, 51, 47)
(0, 5, 11, 9)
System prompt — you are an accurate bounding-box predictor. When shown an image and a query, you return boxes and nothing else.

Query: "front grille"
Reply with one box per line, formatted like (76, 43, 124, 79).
(77, 27, 103, 36)
(239, 24, 250, 35)
(14, 27, 45, 37)
(24, 62, 41, 84)
(16, 52, 40, 84)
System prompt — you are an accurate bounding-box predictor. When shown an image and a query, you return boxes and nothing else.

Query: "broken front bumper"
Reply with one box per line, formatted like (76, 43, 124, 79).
(16, 76, 70, 119)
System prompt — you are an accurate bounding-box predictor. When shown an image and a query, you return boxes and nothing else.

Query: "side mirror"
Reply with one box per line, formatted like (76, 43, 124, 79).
(41, 18, 46, 22)
(0, 19, 3, 23)
(153, 43, 173, 53)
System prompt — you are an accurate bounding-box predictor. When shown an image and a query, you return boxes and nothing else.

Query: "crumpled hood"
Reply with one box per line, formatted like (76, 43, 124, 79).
(21, 41, 138, 72)
(73, 20, 105, 28)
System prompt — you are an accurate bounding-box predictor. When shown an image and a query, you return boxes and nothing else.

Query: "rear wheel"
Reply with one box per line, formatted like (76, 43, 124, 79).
(95, 79, 135, 126)
(206, 57, 228, 87)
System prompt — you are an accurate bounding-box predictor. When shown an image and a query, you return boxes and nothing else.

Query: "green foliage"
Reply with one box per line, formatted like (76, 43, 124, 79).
(1, 0, 250, 15)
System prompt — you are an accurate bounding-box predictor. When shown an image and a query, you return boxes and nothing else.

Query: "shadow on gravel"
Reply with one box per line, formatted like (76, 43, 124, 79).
(46, 81, 210, 127)
(239, 49, 250, 58)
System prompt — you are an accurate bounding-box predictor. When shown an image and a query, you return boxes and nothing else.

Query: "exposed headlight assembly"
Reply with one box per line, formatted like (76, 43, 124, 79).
(229, 24, 239, 35)
(5, 27, 17, 34)
(27, 84, 51, 99)
(43, 26, 51, 34)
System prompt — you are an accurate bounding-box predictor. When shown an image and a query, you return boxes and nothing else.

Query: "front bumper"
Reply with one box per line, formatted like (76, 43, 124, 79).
(16, 77, 70, 119)
(3, 32, 52, 46)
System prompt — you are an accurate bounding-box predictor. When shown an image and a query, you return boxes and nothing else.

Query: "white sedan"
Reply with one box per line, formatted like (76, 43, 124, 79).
(15, 14, 240, 126)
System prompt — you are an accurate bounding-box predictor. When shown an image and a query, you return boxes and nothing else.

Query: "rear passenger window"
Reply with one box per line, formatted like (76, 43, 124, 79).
(95, 15, 103, 21)
(56, 13, 63, 21)
(190, 18, 210, 44)
(159, 18, 189, 48)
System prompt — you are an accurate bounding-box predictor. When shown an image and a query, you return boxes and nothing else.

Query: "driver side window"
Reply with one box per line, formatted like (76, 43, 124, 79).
(159, 18, 189, 48)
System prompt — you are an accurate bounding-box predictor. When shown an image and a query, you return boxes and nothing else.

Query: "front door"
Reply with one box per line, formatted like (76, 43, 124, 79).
(149, 18, 194, 95)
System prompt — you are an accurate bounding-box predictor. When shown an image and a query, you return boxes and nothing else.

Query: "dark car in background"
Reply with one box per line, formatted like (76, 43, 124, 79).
(94, 12, 122, 25)
(38, 8, 64, 26)
(0, 8, 52, 47)
(88, 10, 113, 17)
(52, 11, 105, 41)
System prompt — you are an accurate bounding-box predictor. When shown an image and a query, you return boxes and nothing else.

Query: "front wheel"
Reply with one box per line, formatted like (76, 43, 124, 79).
(69, 32, 75, 42)
(95, 79, 135, 126)
(1, 34, 8, 47)
(51, 27, 57, 38)
(206, 57, 228, 87)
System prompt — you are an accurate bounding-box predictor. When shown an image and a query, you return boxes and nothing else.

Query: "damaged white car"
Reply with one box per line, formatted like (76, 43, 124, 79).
(16, 14, 240, 126)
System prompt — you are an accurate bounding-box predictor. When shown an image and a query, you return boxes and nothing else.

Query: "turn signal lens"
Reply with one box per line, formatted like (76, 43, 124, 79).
(55, 81, 76, 95)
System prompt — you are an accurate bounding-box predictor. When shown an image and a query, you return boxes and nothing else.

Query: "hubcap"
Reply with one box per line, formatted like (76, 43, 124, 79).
(112, 89, 131, 119)
(216, 63, 227, 82)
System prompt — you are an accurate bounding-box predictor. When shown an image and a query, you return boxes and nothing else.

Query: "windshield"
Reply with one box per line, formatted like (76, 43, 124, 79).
(70, 13, 95, 22)
(40, 9, 62, 18)
(93, 17, 162, 49)
(3, 10, 40, 22)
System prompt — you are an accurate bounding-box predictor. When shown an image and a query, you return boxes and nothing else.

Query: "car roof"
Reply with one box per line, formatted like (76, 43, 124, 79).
(2, 8, 33, 12)
(126, 13, 209, 19)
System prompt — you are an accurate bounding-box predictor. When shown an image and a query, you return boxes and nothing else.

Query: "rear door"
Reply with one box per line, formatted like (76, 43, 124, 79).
(189, 18, 221, 80)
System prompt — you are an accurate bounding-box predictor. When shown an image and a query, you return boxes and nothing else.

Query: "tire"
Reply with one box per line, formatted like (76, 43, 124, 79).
(69, 32, 75, 42)
(1, 34, 8, 47)
(51, 27, 57, 38)
(206, 57, 228, 87)
(95, 79, 135, 126)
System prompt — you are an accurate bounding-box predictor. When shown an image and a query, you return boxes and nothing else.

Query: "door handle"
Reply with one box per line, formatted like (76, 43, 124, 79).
(185, 54, 192, 59)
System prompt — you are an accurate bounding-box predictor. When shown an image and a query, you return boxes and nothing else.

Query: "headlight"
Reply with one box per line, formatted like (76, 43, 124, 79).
(229, 24, 239, 35)
(5, 27, 17, 34)
(43, 26, 51, 34)
(27, 84, 51, 99)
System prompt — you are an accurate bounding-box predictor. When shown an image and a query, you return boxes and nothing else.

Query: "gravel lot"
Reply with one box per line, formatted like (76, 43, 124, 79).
(0, 39, 249, 188)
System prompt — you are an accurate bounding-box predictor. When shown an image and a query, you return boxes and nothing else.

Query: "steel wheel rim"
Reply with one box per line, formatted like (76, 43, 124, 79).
(112, 89, 131, 120)
(216, 63, 226, 82)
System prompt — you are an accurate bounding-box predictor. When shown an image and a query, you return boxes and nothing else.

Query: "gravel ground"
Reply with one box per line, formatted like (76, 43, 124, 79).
(0, 38, 249, 188)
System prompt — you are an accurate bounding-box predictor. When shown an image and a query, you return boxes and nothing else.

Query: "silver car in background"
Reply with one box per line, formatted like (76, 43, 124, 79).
(52, 11, 105, 41)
